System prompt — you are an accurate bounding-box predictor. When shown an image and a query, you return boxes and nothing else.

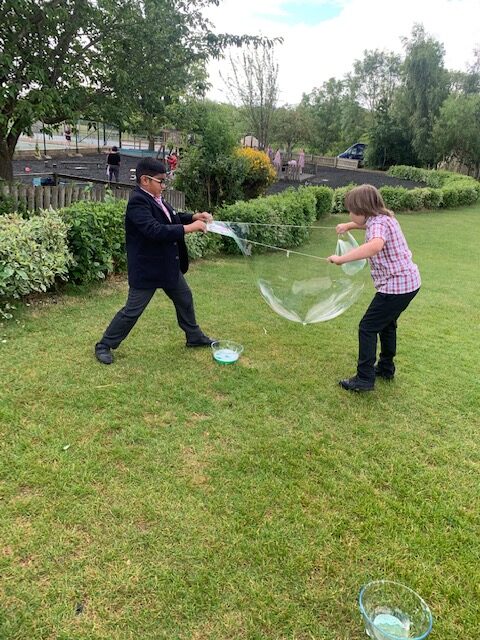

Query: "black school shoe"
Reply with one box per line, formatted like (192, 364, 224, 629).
(339, 376, 374, 392)
(95, 343, 114, 364)
(186, 335, 216, 348)
(374, 366, 395, 381)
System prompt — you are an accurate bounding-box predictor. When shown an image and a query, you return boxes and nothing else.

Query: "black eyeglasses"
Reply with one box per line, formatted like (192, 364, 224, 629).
(145, 175, 167, 185)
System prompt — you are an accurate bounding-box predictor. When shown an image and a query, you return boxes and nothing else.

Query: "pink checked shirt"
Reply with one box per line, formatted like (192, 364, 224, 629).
(365, 215, 421, 294)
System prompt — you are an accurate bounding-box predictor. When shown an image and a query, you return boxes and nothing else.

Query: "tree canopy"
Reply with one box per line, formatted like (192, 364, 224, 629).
(0, 0, 278, 180)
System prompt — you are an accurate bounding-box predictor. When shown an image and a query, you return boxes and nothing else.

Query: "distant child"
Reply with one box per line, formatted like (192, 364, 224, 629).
(327, 184, 421, 392)
(95, 157, 214, 365)
(107, 146, 121, 184)
(64, 125, 72, 151)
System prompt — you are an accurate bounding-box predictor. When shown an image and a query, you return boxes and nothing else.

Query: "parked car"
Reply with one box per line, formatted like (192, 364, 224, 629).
(338, 143, 367, 166)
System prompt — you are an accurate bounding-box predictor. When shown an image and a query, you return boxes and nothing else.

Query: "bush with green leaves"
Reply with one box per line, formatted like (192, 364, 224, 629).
(217, 187, 317, 254)
(0, 210, 72, 316)
(383, 166, 479, 210)
(331, 185, 357, 214)
(0, 184, 28, 217)
(185, 231, 222, 261)
(304, 186, 334, 218)
(60, 200, 127, 283)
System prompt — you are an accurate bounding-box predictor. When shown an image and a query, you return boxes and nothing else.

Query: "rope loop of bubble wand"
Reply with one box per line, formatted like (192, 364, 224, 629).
(240, 239, 330, 261)
(221, 220, 337, 230)
(211, 220, 347, 261)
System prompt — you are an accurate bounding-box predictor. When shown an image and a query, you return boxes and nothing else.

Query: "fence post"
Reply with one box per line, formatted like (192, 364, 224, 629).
(51, 186, 59, 209)
(27, 186, 35, 211)
(44, 186, 51, 209)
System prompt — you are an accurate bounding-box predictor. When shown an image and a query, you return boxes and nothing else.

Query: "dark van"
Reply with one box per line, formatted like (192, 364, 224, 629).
(338, 143, 367, 166)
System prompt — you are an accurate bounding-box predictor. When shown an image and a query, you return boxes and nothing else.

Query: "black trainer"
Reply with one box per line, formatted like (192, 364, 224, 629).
(186, 335, 216, 348)
(95, 343, 113, 365)
(374, 366, 394, 381)
(339, 376, 374, 392)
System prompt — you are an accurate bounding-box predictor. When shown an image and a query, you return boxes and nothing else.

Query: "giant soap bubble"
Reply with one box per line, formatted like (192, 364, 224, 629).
(207, 221, 367, 324)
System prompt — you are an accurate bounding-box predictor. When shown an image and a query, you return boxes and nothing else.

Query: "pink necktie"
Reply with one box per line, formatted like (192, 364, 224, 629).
(155, 197, 172, 222)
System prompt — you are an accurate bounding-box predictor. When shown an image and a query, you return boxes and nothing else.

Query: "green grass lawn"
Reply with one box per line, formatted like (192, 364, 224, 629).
(1, 207, 479, 640)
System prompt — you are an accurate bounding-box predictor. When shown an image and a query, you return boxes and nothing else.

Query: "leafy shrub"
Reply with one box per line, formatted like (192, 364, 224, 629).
(402, 188, 426, 211)
(0, 185, 28, 217)
(185, 232, 222, 260)
(217, 187, 317, 254)
(175, 147, 247, 212)
(60, 200, 127, 283)
(421, 188, 443, 209)
(331, 185, 356, 214)
(441, 188, 460, 208)
(305, 186, 334, 218)
(456, 185, 479, 206)
(0, 210, 72, 310)
(235, 147, 276, 199)
(379, 186, 409, 211)
(387, 165, 428, 183)
(386, 165, 480, 209)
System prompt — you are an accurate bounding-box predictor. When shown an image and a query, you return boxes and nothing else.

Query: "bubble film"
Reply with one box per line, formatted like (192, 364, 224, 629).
(207, 222, 366, 324)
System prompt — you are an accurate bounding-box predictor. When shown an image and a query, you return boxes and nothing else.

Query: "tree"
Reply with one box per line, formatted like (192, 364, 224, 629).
(400, 24, 449, 167)
(365, 98, 416, 169)
(0, 0, 122, 181)
(222, 43, 280, 149)
(433, 94, 480, 177)
(301, 78, 366, 155)
(0, 0, 277, 181)
(173, 102, 247, 211)
(269, 105, 307, 155)
(464, 46, 480, 94)
(353, 49, 402, 112)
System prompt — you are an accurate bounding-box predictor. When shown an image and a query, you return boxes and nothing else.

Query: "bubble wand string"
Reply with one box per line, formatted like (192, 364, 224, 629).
(241, 239, 329, 261)
(221, 220, 337, 230)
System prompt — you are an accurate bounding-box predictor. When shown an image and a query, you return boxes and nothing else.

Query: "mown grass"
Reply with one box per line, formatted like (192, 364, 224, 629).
(0, 207, 479, 640)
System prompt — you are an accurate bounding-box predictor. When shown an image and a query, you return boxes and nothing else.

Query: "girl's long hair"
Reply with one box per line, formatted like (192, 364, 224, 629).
(344, 184, 394, 217)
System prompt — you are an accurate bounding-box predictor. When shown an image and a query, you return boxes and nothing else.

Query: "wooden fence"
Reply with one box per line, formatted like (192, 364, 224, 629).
(1, 181, 185, 213)
(289, 152, 359, 171)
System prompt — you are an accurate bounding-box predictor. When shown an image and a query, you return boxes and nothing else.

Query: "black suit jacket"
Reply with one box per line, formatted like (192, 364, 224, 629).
(125, 186, 193, 289)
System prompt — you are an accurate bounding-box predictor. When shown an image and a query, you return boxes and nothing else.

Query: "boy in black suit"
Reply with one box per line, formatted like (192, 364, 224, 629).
(95, 157, 214, 365)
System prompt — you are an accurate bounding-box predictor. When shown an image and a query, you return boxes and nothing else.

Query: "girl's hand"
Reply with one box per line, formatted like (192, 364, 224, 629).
(336, 223, 350, 235)
(327, 255, 343, 265)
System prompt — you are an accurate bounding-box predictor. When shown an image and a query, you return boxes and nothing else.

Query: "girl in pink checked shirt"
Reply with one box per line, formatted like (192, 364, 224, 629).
(327, 184, 421, 392)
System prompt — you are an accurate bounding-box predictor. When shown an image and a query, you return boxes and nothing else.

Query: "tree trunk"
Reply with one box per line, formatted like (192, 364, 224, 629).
(0, 134, 18, 182)
(148, 136, 155, 151)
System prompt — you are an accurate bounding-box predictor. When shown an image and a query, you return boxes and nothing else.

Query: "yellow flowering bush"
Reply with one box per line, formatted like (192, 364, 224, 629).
(235, 147, 276, 199)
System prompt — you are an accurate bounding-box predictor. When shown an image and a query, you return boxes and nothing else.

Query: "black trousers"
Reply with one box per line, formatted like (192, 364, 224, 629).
(99, 273, 204, 349)
(357, 288, 419, 382)
(107, 165, 120, 183)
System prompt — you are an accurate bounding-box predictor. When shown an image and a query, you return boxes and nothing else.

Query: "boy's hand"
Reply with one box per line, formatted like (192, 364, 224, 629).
(185, 220, 207, 234)
(336, 223, 350, 235)
(193, 211, 213, 223)
(327, 255, 343, 265)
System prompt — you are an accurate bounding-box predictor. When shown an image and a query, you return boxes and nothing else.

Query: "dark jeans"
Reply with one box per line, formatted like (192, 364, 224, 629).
(99, 274, 204, 349)
(107, 165, 120, 183)
(357, 288, 419, 382)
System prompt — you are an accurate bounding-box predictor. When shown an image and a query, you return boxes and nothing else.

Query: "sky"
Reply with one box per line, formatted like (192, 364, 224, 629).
(204, 0, 480, 105)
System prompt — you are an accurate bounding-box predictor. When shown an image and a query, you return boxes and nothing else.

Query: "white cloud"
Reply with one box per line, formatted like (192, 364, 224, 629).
(204, 0, 480, 105)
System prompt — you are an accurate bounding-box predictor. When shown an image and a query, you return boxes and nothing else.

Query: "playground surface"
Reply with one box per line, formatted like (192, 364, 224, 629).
(12, 153, 423, 191)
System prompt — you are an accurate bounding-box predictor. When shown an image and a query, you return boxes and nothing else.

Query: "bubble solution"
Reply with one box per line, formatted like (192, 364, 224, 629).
(213, 348, 239, 364)
(370, 611, 411, 638)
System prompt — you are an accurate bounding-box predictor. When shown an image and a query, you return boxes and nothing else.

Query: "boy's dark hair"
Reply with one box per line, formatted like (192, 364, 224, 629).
(112, 146, 118, 152)
(136, 157, 167, 182)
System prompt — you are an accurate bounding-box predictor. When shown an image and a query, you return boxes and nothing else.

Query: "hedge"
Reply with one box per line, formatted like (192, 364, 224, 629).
(60, 199, 127, 283)
(384, 166, 480, 211)
(0, 210, 72, 316)
(216, 187, 317, 254)
(1, 168, 477, 316)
